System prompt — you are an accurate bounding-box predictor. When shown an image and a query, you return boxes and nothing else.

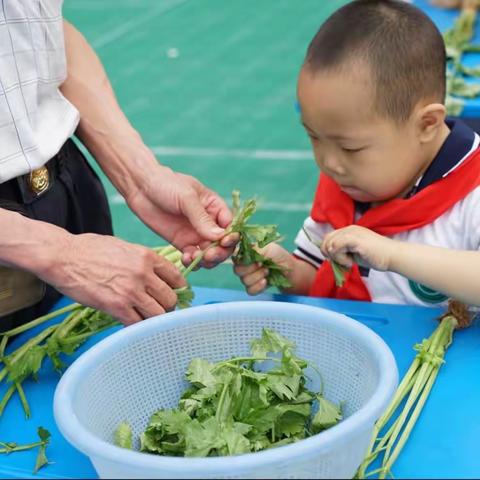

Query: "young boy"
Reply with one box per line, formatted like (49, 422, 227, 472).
(234, 0, 480, 307)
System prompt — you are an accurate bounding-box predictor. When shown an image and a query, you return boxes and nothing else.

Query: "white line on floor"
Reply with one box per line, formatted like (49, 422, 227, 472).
(150, 146, 314, 161)
(92, 0, 187, 49)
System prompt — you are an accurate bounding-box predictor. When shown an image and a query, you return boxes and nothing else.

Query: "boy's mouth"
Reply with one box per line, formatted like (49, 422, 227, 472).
(339, 185, 363, 196)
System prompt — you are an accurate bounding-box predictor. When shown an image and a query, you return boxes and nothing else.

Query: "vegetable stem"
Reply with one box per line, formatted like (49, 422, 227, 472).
(15, 382, 30, 419)
(0, 384, 16, 416)
(182, 242, 219, 278)
(0, 303, 80, 338)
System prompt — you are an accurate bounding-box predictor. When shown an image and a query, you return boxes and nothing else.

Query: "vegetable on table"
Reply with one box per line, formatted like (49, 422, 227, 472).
(0, 427, 51, 474)
(356, 300, 473, 479)
(114, 328, 342, 457)
(443, 4, 480, 115)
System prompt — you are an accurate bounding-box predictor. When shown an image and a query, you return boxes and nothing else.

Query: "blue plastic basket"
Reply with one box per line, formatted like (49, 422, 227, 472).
(54, 301, 398, 479)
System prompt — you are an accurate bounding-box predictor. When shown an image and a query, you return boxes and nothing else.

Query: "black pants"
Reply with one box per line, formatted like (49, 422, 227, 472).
(0, 138, 113, 331)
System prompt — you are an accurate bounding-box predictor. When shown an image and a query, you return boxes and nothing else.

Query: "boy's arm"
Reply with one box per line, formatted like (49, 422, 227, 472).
(322, 225, 480, 306)
(283, 256, 317, 295)
(389, 242, 480, 305)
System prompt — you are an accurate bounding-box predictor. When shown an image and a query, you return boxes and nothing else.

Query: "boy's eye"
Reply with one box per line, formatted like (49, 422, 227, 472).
(342, 147, 364, 153)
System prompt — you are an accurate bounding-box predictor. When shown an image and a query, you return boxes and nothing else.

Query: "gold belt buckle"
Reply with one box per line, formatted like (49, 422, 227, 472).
(28, 166, 50, 195)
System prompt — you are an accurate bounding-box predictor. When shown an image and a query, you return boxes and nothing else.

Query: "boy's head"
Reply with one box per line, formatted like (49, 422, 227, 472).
(298, 0, 449, 203)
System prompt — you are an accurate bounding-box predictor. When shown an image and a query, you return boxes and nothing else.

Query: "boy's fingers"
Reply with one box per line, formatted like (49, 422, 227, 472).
(248, 278, 268, 296)
(331, 250, 353, 268)
(243, 268, 269, 287)
(234, 263, 261, 277)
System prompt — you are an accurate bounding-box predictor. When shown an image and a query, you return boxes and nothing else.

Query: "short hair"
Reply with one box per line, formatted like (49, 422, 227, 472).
(304, 0, 446, 122)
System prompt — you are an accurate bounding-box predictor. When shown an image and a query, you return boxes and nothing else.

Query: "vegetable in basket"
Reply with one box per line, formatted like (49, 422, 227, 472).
(114, 328, 342, 456)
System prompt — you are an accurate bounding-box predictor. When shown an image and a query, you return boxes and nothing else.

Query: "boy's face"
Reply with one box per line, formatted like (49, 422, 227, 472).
(297, 64, 430, 203)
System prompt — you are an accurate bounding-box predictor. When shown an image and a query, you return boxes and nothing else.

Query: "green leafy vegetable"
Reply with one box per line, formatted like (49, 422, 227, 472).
(448, 75, 480, 98)
(114, 422, 133, 450)
(331, 262, 349, 288)
(443, 7, 480, 116)
(302, 227, 349, 287)
(230, 191, 291, 289)
(178, 190, 291, 290)
(311, 397, 343, 433)
(115, 329, 342, 457)
(0, 427, 51, 474)
(356, 301, 473, 479)
(34, 427, 51, 473)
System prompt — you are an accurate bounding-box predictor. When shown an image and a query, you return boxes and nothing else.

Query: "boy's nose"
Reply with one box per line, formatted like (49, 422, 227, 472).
(323, 155, 346, 176)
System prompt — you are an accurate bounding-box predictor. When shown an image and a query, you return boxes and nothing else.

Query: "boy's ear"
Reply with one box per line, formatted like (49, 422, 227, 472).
(415, 102, 447, 144)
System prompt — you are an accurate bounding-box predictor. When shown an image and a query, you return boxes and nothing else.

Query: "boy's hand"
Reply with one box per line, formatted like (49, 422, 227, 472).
(233, 243, 293, 295)
(321, 225, 397, 272)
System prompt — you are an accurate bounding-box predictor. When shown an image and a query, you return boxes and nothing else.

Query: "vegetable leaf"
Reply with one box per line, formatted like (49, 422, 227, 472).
(331, 261, 349, 288)
(302, 227, 349, 287)
(114, 421, 133, 450)
(34, 427, 51, 474)
(186, 359, 217, 388)
(230, 191, 291, 289)
(250, 328, 295, 358)
(311, 396, 343, 434)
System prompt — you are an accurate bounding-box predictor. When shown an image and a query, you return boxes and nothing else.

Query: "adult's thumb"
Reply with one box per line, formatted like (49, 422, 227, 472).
(182, 197, 224, 241)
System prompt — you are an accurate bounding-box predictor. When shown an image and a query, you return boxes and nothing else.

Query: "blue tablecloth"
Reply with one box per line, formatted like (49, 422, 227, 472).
(1, 287, 479, 479)
(414, 0, 480, 119)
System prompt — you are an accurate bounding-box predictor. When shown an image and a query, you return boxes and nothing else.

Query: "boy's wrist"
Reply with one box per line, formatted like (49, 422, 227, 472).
(387, 239, 409, 274)
(283, 254, 317, 295)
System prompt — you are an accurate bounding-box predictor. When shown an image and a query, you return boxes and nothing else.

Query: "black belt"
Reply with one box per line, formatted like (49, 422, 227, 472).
(0, 140, 70, 208)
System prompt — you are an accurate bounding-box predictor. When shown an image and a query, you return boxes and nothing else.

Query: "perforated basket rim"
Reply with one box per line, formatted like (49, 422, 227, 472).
(54, 301, 398, 476)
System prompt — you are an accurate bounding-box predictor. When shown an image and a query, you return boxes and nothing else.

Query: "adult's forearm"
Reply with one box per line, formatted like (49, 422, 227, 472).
(0, 209, 71, 278)
(60, 21, 159, 201)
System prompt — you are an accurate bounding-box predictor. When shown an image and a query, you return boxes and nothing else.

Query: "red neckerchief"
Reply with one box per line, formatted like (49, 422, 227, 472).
(309, 147, 480, 301)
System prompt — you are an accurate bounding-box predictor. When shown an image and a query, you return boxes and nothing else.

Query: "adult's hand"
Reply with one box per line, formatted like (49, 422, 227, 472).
(41, 233, 186, 325)
(126, 165, 238, 268)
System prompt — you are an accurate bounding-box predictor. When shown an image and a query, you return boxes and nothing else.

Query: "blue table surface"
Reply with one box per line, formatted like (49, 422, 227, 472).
(414, 0, 480, 118)
(0, 286, 479, 479)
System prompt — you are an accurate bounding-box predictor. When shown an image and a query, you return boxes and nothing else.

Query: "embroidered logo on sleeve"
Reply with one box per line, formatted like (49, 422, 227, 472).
(408, 280, 448, 304)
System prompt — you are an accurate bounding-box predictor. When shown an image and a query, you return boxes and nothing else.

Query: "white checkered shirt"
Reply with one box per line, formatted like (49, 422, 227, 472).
(0, 0, 79, 183)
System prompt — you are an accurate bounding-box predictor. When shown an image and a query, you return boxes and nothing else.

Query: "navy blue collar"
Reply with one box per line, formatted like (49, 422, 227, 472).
(414, 117, 476, 194)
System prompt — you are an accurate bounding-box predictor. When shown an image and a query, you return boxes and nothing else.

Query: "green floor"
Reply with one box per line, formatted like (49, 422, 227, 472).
(64, 0, 345, 289)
